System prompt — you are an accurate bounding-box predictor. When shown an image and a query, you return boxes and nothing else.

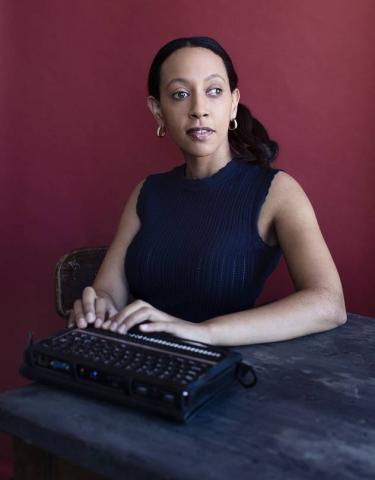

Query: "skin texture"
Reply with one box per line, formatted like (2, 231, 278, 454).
(69, 47, 346, 346)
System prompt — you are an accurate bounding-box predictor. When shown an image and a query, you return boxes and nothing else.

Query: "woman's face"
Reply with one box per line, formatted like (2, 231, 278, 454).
(147, 47, 240, 161)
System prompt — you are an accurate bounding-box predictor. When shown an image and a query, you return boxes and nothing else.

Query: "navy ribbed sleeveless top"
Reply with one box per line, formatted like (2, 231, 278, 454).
(124, 157, 283, 322)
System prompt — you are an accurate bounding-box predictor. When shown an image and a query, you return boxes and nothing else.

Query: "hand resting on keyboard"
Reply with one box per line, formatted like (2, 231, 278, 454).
(126, 320, 153, 335)
(68, 287, 212, 346)
(68, 286, 118, 329)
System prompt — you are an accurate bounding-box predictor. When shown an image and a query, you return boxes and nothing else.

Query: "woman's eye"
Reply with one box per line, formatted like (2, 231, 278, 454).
(172, 88, 222, 100)
(172, 91, 189, 100)
(208, 87, 223, 96)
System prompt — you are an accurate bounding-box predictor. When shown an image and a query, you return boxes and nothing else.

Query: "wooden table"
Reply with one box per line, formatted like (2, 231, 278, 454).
(0, 313, 374, 479)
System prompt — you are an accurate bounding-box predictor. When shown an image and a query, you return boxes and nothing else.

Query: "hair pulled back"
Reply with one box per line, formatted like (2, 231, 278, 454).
(147, 36, 279, 167)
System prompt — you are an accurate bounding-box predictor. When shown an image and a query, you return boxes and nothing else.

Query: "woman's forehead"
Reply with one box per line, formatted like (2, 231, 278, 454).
(160, 47, 228, 87)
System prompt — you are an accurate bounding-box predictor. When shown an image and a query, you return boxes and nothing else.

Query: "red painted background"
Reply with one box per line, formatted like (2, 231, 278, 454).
(1, 0, 374, 473)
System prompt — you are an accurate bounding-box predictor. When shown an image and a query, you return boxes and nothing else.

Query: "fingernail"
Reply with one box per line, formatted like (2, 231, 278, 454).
(86, 312, 95, 323)
(140, 324, 148, 330)
(110, 323, 118, 332)
(95, 319, 103, 328)
(78, 318, 87, 328)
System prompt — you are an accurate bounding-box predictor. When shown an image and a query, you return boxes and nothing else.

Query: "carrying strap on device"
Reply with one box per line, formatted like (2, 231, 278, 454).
(236, 361, 257, 388)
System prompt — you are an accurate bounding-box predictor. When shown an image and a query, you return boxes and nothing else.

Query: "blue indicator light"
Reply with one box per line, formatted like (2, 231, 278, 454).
(90, 370, 98, 379)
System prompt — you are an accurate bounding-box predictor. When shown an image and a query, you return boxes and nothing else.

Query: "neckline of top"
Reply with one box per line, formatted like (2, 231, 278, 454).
(174, 157, 243, 188)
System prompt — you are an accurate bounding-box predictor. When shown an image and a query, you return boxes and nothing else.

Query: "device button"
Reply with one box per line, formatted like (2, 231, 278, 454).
(134, 384, 148, 395)
(163, 393, 175, 403)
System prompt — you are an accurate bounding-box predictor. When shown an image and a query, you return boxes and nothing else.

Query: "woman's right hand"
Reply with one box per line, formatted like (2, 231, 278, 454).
(68, 286, 119, 329)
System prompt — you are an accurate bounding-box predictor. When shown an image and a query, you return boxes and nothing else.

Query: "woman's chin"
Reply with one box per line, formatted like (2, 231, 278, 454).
(179, 143, 220, 159)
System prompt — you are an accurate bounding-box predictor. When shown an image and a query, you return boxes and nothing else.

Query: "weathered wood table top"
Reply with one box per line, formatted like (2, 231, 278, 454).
(1, 313, 374, 479)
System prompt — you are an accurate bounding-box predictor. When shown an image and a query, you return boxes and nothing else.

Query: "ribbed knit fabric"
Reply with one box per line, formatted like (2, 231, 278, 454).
(124, 157, 283, 323)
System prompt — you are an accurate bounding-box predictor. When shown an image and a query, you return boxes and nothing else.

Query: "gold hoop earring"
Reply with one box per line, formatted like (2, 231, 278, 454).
(157, 125, 166, 137)
(229, 118, 238, 131)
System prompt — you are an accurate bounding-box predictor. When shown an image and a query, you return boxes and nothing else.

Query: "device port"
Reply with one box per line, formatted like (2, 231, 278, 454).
(134, 382, 148, 396)
(106, 376, 122, 388)
(133, 381, 161, 399)
(36, 354, 50, 367)
(132, 381, 176, 403)
(163, 393, 175, 403)
(50, 359, 71, 373)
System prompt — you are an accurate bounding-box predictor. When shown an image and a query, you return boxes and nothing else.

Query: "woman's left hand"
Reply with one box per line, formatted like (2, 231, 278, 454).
(98, 299, 212, 345)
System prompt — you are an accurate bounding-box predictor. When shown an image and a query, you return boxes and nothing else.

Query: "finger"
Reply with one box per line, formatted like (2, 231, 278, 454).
(116, 306, 156, 334)
(101, 319, 112, 330)
(139, 321, 175, 334)
(139, 320, 193, 342)
(98, 308, 117, 328)
(73, 299, 87, 328)
(100, 308, 119, 330)
(100, 300, 153, 333)
(116, 300, 154, 322)
(95, 300, 118, 328)
(113, 300, 150, 325)
(82, 286, 97, 323)
(104, 301, 145, 332)
(67, 311, 75, 328)
(108, 304, 118, 318)
(94, 297, 107, 327)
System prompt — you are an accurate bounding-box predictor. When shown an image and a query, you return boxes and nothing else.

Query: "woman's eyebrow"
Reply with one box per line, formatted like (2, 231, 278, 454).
(166, 73, 226, 88)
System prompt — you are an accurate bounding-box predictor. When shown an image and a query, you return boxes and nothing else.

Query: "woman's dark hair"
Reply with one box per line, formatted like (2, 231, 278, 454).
(147, 36, 279, 167)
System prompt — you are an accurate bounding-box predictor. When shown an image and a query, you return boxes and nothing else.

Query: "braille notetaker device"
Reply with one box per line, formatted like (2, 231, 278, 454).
(20, 324, 256, 422)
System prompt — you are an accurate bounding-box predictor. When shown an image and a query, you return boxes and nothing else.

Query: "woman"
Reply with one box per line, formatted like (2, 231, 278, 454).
(68, 36, 346, 346)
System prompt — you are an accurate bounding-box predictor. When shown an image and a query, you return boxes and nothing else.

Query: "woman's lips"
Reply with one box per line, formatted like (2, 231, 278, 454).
(186, 128, 214, 141)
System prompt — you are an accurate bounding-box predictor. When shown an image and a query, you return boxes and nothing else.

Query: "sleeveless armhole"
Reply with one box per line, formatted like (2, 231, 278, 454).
(135, 176, 151, 222)
(251, 167, 284, 249)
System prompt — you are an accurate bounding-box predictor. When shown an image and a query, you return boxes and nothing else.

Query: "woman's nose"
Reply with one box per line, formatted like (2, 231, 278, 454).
(189, 94, 209, 119)
(190, 111, 208, 119)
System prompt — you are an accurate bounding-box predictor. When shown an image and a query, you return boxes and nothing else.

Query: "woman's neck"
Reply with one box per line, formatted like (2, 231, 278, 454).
(182, 148, 233, 179)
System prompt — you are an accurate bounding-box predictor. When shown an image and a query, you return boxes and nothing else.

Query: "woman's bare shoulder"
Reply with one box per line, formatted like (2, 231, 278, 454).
(266, 170, 313, 216)
(113, 178, 146, 240)
(258, 170, 315, 245)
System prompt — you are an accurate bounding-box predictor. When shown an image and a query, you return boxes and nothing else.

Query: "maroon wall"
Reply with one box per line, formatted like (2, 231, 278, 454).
(1, 0, 374, 470)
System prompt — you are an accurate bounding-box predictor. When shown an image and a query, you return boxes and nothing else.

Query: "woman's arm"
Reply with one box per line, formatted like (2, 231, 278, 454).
(69, 180, 145, 328)
(203, 172, 347, 346)
(92, 179, 145, 310)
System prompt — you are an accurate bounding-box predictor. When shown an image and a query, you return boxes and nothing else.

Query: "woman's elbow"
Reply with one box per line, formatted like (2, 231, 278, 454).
(312, 287, 347, 329)
(325, 290, 347, 327)
(333, 305, 347, 326)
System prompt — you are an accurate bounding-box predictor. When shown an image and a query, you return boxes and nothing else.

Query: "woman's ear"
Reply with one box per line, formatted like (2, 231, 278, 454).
(231, 88, 240, 118)
(147, 96, 164, 125)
